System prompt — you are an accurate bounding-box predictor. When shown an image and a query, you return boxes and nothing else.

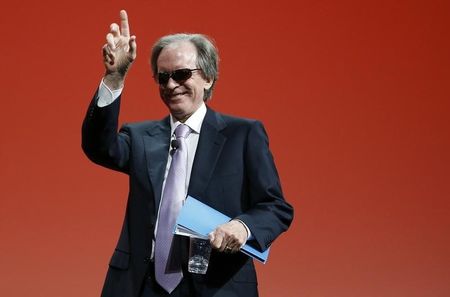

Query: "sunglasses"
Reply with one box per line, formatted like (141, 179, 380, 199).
(156, 68, 201, 85)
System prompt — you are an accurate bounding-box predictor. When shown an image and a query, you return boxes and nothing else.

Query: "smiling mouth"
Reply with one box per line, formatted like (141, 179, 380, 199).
(167, 92, 187, 99)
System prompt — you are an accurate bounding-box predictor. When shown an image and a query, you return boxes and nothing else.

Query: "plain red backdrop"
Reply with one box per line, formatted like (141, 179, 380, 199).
(1, 0, 449, 296)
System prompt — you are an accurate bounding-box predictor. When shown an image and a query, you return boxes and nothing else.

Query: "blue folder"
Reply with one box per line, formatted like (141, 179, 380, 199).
(174, 195, 270, 263)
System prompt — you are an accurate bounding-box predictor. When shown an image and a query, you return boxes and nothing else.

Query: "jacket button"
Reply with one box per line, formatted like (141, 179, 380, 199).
(144, 256, 151, 263)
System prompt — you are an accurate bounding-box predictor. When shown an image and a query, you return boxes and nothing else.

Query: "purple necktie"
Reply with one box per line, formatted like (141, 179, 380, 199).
(155, 124, 191, 293)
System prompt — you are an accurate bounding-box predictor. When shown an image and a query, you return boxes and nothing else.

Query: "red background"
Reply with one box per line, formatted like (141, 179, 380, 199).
(1, 0, 449, 296)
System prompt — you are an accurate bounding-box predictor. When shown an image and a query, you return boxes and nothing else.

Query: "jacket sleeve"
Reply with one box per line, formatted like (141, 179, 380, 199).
(235, 120, 294, 251)
(81, 91, 131, 173)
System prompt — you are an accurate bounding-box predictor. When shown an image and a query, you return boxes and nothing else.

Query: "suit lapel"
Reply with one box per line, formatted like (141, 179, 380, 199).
(143, 117, 171, 213)
(188, 108, 227, 200)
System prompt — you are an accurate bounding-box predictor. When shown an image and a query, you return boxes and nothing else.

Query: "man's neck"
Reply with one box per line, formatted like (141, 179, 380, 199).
(170, 103, 207, 134)
(170, 102, 205, 123)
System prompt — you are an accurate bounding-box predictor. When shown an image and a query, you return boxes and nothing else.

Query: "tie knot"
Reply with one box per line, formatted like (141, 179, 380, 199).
(175, 124, 191, 139)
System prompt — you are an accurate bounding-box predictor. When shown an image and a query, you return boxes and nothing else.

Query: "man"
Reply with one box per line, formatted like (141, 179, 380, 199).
(82, 10, 293, 297)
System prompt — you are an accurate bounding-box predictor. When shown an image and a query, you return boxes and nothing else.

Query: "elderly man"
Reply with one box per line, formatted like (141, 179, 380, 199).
(82, 10, 293, 297)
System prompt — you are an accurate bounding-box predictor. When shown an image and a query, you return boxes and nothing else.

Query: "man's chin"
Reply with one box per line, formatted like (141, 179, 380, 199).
(163, 96, 186, 109)
(167, 104, 189, 121)
(166, 100, 184, 111)
(163, 98, 200, 121)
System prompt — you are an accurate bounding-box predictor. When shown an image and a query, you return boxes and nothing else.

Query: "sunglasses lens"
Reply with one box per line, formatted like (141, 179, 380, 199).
(158, 73, 170, 85)
(172, 69, 193, 82)
(157, 69, 197, 85)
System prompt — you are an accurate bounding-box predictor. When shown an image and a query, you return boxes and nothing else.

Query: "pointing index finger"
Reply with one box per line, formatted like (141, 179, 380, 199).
(120, 10, 130, 37)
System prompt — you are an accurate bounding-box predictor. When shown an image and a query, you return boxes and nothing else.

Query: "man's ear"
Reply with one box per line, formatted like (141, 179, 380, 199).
(204, 77, 214, 90)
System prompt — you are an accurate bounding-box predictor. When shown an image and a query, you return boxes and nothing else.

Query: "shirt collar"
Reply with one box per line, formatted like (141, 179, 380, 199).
(170, 102, 207, 135)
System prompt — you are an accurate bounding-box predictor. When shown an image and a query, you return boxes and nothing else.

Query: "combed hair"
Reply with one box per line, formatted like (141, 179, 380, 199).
(150, 33, 219, 101)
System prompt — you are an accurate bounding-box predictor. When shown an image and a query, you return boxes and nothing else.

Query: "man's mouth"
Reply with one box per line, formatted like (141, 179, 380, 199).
(167, 92, 187, 99)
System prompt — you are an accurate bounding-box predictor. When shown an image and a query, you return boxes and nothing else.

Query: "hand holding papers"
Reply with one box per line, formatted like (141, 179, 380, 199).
(174, 196, 270, 263)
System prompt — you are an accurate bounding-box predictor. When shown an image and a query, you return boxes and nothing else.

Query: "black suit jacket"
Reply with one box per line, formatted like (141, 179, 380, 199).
(82, 94, 294, 297)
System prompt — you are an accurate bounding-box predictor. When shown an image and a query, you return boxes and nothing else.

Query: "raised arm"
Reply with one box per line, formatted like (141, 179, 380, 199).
(82, 10, 136, 172)
(102, 10, 137, 90)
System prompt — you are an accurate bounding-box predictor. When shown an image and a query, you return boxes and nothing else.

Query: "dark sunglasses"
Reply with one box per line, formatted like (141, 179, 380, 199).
(156, 68, 201, 85)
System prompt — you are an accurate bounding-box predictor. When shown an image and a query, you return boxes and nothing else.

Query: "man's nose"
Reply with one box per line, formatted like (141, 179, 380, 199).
(165, 77, 180, 89)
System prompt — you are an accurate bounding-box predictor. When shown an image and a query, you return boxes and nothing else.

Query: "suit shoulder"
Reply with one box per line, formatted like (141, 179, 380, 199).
(216, 111, 263, 128)
(207, 110, 270, 142)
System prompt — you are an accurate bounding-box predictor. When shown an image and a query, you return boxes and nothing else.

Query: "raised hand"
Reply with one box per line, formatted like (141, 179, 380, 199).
(102, 10, 137, 89)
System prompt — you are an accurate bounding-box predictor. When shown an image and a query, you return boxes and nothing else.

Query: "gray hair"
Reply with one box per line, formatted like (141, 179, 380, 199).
(150, 33, 219, 101)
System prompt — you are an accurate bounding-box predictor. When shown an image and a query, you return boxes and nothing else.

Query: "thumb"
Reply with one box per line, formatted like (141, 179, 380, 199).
(208, 232, 215, 243)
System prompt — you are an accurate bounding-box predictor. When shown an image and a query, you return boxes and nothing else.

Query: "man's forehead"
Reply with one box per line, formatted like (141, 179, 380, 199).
(165, 40, 195, 50)
(157, 41, 197, 69)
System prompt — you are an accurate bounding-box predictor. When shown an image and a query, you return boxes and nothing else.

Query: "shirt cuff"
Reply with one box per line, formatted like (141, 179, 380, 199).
(232, 219, 253, 244)
(97, 79, 123, 107)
